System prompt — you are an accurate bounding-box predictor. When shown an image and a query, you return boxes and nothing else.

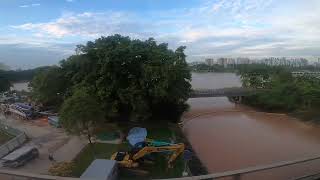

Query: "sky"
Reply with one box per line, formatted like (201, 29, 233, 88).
(0, 0, 320, 69)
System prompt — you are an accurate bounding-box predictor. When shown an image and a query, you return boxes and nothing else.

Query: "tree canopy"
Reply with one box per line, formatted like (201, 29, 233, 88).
(31, 35, 191, 122)
(0, 77, 11, 92)
(239, 66, 320, 112)
(0, 66, 49, 82)
(59, 88, 105, 144)
(30, 66, 68, 107)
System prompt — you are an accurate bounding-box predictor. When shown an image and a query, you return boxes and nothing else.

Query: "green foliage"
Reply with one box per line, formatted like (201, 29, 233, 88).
(0, 63, 10, 71)
(59, 88, 105, 139)
(72, 126, 184, 179)
(0, 66, 48, 93)
(237, 64, 285, 89)
(33, 35, 191, 122)
(0, 77, 11, 92)
(0, 66, 49, 82)
(240, 66, 320, 112)
(71, 143, 128, 177)
(30, 66, 67, 107)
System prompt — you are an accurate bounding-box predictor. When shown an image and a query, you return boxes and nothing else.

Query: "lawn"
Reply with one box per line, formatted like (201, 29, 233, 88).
(72, 125, 185, 179)
(0, 131, 13, 144)
(72, 143, 129, 177)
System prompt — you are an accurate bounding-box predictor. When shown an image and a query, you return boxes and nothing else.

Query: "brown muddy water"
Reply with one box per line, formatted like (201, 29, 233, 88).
(183, 73, 320, 179)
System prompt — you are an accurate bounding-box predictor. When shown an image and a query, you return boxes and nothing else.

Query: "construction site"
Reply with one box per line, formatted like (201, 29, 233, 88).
(0, 86, 197, 180)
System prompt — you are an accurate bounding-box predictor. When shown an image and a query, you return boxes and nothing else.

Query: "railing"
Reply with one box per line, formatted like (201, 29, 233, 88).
(0, 155, 319, 179)
(160, 155, 320, 180)
(0, 169, 78, 180)
(190, 88, 255, 98)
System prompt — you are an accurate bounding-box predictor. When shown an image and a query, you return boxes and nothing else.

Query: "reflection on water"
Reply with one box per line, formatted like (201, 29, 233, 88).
(184, 73, 320, 179)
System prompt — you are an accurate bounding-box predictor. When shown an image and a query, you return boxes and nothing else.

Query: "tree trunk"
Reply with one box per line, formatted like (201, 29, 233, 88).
(87, 133, 96, 158)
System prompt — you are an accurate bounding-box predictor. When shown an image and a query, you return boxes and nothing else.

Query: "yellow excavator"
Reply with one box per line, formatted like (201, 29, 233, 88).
(111, 128, 185, 169)
(111, 139, 185, 168)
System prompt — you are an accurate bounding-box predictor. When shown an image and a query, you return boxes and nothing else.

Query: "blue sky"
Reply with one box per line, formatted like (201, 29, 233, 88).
(1, 0, 320, 69)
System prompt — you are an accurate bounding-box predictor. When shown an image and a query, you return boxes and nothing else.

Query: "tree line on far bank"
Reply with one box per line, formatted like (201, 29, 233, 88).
(0, 67, 50, 92)
(238, 65, 320, 121)
(190, 63, 320, 73)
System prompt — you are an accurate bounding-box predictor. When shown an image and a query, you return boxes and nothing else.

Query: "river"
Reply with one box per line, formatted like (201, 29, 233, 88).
(184, 73, 320, 179)
(11, 82, 29, 92)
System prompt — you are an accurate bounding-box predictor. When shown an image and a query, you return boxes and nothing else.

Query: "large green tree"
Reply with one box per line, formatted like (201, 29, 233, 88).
(0, 77, 11, 92)
(58, 35, 191, 122)
(59, 88, 105, 145)
(30, 66, 68, 108)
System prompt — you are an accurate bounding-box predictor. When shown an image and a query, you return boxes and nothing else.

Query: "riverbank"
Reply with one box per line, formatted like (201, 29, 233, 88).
(290, 109, 320, 123)
(172, 123, 208, 176)
(241, 96, 320, 125)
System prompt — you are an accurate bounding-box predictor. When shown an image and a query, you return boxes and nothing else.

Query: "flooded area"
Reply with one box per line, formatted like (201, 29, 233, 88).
(184, 73, 320, 179)
(11, 82, 29, 92)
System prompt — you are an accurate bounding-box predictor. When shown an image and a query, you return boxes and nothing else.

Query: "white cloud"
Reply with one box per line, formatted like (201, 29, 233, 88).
(9, 0, 320, 60)
(19, 3, 40, 8)
(19, 5, 29, 8)
(66, 0, 75, 2)
(12, 12, 143, 38)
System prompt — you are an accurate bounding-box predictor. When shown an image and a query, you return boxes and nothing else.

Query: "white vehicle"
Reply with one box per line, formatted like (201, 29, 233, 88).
(2, 146, 39, 168)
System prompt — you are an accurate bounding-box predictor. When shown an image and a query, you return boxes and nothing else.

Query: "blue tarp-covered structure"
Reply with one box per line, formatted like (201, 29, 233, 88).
(126, 127, 147, 147)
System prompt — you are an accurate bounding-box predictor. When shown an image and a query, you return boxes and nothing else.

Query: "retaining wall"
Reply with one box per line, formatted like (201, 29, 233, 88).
(0, 121, 27, 158)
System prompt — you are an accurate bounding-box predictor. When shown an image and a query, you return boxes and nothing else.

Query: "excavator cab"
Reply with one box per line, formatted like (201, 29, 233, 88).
(113, 151, 127, 161)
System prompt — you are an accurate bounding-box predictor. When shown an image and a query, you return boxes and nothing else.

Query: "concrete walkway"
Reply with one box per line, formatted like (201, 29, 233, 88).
(54, 136, 87, 162)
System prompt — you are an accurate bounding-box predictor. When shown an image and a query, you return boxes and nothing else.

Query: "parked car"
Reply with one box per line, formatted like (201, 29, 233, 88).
(2, 146, 39, 168)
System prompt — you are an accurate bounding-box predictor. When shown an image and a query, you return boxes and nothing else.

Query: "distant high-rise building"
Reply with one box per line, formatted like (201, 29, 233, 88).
(217, 58, 226, 67)
(236, 57, 250, 65)
(227, 58, 236, 67)
(205, 58, 215, 66)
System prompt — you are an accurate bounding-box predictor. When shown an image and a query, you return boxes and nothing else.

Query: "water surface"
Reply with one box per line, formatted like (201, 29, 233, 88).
(184, 73, 320, 179)
(11, 82, 29, 92)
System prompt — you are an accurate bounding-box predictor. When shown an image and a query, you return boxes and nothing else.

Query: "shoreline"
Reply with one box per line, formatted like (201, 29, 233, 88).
(172, 123, 209, 176)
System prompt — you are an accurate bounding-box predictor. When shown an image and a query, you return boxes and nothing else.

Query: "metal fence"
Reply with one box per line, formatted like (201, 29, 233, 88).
(0, 169, 79, 180)
(0, 121, 27, 158)
(162, 155, 320, 180)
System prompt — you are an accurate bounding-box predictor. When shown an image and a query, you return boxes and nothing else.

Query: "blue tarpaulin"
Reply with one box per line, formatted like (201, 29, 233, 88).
(126, 127, 147, 146)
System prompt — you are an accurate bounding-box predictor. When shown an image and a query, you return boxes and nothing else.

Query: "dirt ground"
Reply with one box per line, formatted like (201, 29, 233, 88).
(0, 114, 87, 175)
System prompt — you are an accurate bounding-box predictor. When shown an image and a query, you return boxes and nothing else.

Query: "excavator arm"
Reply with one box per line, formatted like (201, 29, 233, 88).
(111, 130, 185, 169)
(132, 143, 185, 168)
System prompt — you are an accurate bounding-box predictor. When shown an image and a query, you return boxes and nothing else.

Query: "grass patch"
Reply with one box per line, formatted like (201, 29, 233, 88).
(0, 131, 13, 144)
(72, 143, 129, 177)
(72, 125, 185, 179)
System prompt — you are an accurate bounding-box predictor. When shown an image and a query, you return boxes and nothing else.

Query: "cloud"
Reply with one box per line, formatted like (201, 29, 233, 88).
(11, 12, 149, 38)
(19, 3, 40, 8)
(66, 0, 75, 2)
(0, 44, 73, 69)
(9, 0, 320, 62)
